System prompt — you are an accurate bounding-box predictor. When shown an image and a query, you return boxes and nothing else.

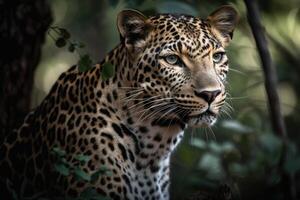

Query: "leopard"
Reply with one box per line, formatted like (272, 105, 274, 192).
(0, 5, 238, 200)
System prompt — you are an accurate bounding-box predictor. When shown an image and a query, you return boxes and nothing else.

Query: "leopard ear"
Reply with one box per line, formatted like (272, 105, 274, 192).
(117, 10, 153, 53)
(207, 5, 239, 47)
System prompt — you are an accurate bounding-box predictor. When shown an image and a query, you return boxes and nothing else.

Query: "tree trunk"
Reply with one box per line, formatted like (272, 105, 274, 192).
(244, 0, 297, 199)
(0, 0, 52, 142)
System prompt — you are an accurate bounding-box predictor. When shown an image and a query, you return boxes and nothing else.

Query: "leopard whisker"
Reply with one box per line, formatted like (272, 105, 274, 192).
(126, 95, 162, 110)
(126, 97, 173, 110)
(190, 127, 195, 144)
(167, 107, 189, 129)
(204, 127, 209, 141)
(167, 107, 186, 129)
(229, 68, 246, 75)
(127, 97, 172, 115)
(122, 91, 144, 102)
(154, 105, 178, 123)
(207, 126, 216, 141)
(227, 96, 248, 100)
(134, 100, 170, 117)
(220, 108, 232, 119)
(139, 103, 173, 122)
(119, 86, 144, 89)
(224, 102, 234, 112)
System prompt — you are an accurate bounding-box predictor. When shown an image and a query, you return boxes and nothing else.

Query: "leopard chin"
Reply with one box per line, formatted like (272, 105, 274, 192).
(186, 111, 217, 128)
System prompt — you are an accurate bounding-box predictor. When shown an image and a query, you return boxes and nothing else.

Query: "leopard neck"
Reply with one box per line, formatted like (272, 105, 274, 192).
(100, 44, 133, 84)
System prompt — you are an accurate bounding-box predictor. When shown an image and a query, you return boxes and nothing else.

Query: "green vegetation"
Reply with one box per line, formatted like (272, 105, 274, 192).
(50, 146, 111, 200)
(4, 146, 111, 200)
(48, 26, 93, 72)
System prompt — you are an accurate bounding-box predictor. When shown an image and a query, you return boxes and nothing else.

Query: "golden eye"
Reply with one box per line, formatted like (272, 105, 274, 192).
(212, 52, 224, 63)
(165, 55, 179, 65)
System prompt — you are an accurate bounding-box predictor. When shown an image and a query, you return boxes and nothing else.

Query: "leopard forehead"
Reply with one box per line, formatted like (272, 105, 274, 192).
(148, 14, 221, 50)
(150, 14, 207, 35)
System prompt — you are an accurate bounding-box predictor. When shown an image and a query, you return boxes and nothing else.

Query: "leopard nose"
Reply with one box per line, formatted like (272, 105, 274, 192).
(194, 89, 221, 104)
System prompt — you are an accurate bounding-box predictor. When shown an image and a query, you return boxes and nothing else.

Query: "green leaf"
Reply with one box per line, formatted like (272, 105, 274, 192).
(90, 166, 113, 183)
(55, 37, 67, 48)
(198, 153, 224, 180)
(59, 28, 71, 39)
(72, 41, 85, 48)
(105, 170, 113, 177)
(259, 133, 282, 153)
(77, 42, 85, 48)
(68, 44, 75, 52)
(60, 158, 72, 167)
(74, 168, 91, 181)
(221, 120, 253, 133)
(90, 172, 101, 183)
(52, 147, 66, 157)
(54, 163, 70, 176)
(190, 138, 207, 149)
(78, 54, 93, 72)
(101, 62, 115, 80)
(98, 165, 110, 172)
(74, 154, 90, 163)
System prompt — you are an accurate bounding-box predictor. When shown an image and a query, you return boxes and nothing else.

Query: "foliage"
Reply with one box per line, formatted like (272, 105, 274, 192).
(49, 26, 116, 78)
(48, 26, 93, 72)
(3, 146, 111, 200)
(78, 54, 93, 72)
(101, 62, 115, 80)
(49, 146, 111, 200)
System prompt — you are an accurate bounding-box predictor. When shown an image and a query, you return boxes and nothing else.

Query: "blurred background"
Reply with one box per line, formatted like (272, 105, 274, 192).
(32, 0, 300, 199)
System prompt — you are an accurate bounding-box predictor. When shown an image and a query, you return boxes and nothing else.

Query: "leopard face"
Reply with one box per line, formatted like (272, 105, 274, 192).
(118, 6, 238, 127)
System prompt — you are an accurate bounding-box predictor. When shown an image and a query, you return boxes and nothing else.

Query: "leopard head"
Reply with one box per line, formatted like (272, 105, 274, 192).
(117, 6, 239, 127)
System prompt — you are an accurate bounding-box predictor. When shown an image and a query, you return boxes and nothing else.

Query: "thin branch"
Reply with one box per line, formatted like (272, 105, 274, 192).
(244, 0, 297, 199)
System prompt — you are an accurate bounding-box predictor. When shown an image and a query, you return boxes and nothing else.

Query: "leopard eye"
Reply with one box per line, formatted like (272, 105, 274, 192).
(212, 52, 224, 63)
(165, 55, 180, 65)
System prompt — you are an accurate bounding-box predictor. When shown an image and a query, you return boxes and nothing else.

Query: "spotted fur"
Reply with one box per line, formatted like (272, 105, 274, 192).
(0, 6, 238, 200)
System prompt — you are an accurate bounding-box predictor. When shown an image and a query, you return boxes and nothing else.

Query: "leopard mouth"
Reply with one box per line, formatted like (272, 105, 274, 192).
(184, 110, 217, 127)
(148, 104, 218, 128)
